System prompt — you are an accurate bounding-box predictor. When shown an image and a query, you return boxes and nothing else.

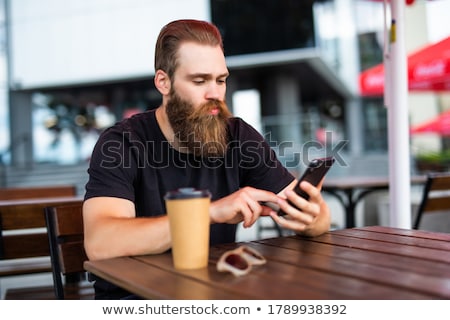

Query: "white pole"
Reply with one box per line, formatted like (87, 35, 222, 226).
(387, 0, 411, 228)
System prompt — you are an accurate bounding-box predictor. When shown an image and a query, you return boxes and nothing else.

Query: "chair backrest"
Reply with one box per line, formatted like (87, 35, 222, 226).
(0, 194, 82, 279)
(0, 202, 50, 261)
(413, 172, 450, 230)
(44, 203, 92, 299)
(0, 185, 76, 201)
(0, 185, 77, 262)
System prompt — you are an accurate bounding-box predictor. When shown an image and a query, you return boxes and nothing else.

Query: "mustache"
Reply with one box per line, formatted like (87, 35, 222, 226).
(187, 100, 232, 121)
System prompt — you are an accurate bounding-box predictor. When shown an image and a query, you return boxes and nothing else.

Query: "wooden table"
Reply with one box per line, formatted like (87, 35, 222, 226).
(323, 176, 427, 228)
(84, 226, 450, 299)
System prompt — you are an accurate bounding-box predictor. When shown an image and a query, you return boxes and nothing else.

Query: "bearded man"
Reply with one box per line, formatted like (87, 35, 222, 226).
(83, 19, 331, 299)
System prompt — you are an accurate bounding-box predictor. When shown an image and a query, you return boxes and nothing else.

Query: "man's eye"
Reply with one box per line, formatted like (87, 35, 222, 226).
(217, 79, 226, 84)
(193, 80, 205, 84)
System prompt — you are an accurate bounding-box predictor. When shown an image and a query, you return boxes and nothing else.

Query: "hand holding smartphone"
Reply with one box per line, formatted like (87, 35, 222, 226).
(261, 157, 335, 215)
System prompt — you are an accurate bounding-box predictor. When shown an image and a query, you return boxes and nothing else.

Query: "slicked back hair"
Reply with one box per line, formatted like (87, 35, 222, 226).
(154, 19, 224, 79)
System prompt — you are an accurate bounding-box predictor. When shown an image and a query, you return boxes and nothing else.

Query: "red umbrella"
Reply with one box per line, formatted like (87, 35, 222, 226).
(360, 36, 450, 96)
(410, 109, 450, 136)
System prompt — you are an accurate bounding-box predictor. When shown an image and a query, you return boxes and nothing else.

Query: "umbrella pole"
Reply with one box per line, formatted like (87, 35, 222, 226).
(387, 0, 412, 228)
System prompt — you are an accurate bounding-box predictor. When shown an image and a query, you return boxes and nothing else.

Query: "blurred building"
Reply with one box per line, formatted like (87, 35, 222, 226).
(0, 0, 449, 189)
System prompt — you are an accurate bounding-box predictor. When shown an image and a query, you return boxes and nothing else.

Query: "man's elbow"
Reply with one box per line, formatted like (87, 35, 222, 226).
(84, 237, 110, 261)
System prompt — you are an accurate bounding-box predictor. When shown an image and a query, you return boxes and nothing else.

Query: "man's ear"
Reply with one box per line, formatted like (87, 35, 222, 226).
(154, 70, 171, 95)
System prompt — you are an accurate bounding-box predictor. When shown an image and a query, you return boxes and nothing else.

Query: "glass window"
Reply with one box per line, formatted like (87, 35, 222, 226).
(362, 98, 387, 152)
(211, 0, 317, 56)
(358, 32, 383, 71)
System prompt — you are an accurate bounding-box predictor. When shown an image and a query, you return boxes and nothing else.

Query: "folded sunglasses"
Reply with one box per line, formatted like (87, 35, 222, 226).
(216, 245, 266, 276)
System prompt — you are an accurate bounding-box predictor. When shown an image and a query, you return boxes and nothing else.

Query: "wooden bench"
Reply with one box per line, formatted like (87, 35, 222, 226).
(0, 185, 80, 298)
(0, 185, 77, 201)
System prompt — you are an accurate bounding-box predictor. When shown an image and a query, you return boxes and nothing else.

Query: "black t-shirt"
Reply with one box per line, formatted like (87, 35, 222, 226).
(84, 109, 294, 298)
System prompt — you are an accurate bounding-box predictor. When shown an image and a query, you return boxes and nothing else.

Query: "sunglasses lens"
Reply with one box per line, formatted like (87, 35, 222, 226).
(225, 253, 249, 270)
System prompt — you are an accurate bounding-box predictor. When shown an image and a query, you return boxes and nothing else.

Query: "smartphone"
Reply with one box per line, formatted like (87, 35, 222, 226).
(291, 156, 335, 200)
(273, 156, 335, 215)
(260, 157, 335, 216)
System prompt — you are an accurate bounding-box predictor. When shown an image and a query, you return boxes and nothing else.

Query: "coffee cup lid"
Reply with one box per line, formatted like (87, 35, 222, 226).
(164, 188, 211, 200)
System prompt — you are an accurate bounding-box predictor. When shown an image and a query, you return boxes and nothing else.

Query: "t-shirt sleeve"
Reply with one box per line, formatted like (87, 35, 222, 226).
(84, 124, 139, 202)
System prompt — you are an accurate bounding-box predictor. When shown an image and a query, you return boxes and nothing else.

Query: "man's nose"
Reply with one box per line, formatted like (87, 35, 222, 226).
(205, 83, 223, 100)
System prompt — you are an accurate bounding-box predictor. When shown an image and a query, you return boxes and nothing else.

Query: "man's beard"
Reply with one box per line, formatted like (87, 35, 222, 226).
(166, 91, 232, 157)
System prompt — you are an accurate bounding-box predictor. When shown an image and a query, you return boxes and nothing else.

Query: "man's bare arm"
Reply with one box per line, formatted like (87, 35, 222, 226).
(83, 197, 172, 260)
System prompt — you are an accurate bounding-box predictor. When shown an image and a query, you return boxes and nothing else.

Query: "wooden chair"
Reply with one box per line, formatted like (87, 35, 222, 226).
(413, 172, 450, 230)
(0, 185, 79, 299)
(44, 203, 94, 299)
(0, 204, 51, 278)
(1, 199, 84, 299)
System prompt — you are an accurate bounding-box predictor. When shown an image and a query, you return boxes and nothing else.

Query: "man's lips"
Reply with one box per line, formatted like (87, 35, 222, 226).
(209, 107, 219, 115)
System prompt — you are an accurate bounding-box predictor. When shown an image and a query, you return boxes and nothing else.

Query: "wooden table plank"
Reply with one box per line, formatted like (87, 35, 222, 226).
(307, 233, 450, 264)
(332, 227, 450, 250)
(84, 257, 242, 299)
(135, 254, 339, 299)
(255, 236, 450, 276)
(253, 236, 450, 298)
(356, 226, 450, 242)
(135, 245, 439, 299)
(83, 227, 450, 300)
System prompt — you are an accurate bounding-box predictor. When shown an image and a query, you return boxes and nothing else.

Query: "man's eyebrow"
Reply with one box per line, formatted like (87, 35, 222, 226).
(188, 72, 229, 79)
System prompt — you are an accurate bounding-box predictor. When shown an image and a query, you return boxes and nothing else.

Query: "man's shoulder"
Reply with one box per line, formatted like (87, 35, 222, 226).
(227, 116, 262, 139)
(102, 109, 157, 137)
(122, 109, 156, 128)
(227, 116, 252, 131)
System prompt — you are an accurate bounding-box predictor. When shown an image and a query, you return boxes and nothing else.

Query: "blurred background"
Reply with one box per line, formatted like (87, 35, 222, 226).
(0, 0, 450, 220)
(1, 0, 450, 298)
